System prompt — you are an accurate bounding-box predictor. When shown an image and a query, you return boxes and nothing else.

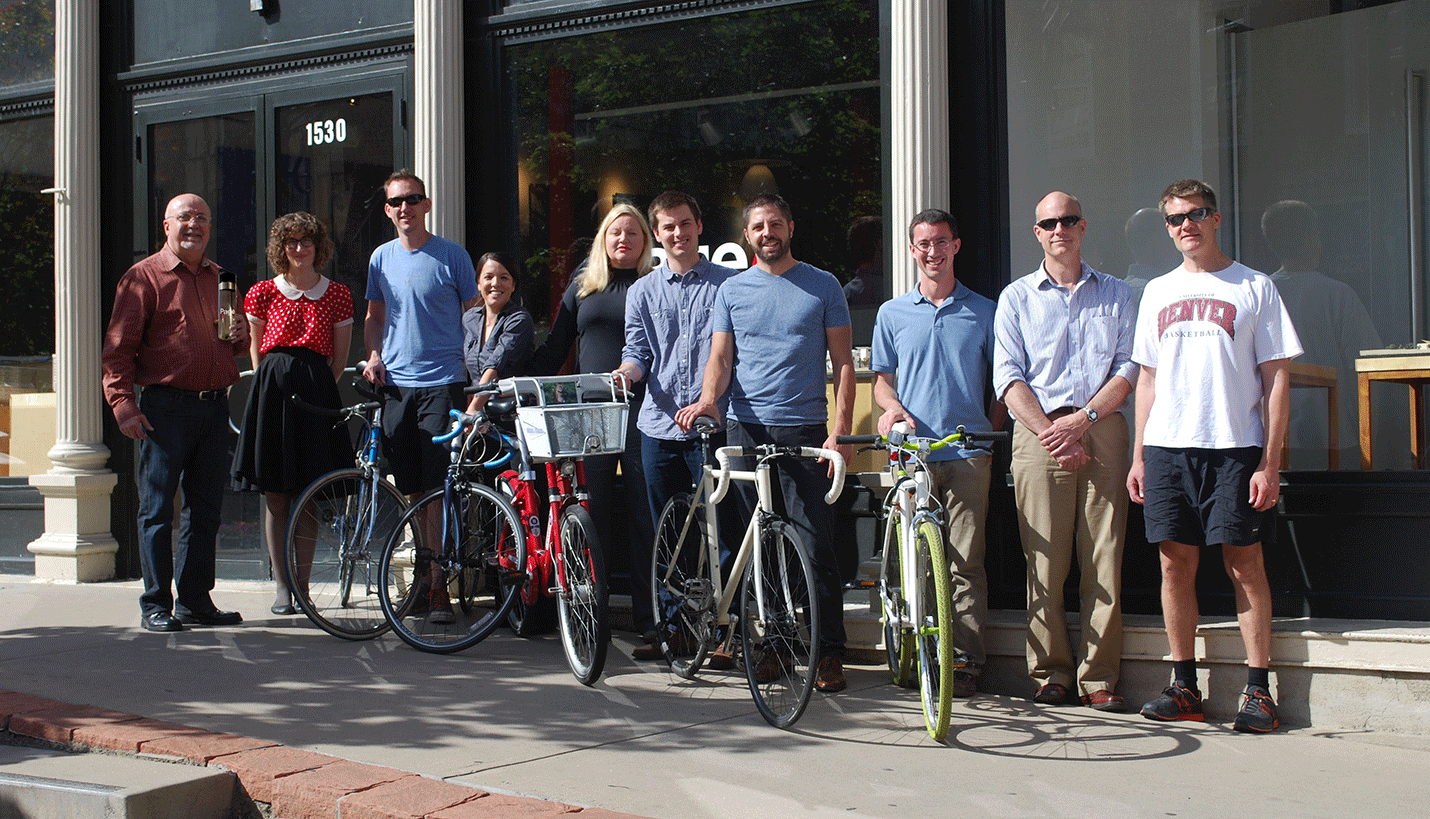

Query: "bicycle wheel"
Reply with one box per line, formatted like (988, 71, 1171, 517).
(879, 498, 915, 686)
(913, 519, 954, 741)
(286, 469, 405, 640)
(650, 492, 712, 679)
(378, 482, 526, 654)
(556, 505, 609, 685)
(741, 520, 819, 729)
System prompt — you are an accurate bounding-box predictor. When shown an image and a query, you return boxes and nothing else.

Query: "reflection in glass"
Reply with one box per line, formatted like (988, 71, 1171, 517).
(505, 0, 881, 329)
(275, 92, 395, 366)
(0, 114, 54, 491)
(0, 1, 55, 87)
(149, 113, 257, 284)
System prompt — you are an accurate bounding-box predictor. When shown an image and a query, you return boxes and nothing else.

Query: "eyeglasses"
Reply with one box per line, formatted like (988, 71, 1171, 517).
(1034, 214, 1083, 231)
(284, 237, 315, 250)
(168, 211, 209, 225)
(385, 193, 426, 208)
(912, 238, 953, 254)
(1164, 207, 1214, 227)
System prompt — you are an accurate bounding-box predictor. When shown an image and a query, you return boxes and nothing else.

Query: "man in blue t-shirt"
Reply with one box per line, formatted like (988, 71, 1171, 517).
(676, 193, 856, 693)
(362, 170, 479, 622)
(872, 208, 1005, 699)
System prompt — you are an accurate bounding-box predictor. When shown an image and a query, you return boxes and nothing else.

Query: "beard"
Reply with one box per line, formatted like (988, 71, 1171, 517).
(754, 238, 789, 265)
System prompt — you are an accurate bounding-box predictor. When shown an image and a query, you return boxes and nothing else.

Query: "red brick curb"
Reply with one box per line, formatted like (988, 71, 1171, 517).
(0, 689, 648, 819)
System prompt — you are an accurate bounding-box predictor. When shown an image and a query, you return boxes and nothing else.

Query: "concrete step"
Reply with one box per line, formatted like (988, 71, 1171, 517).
(0, 744, 235, 819)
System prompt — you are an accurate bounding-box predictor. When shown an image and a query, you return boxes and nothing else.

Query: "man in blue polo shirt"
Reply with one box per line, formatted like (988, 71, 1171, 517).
(872, 207, 1004, 698)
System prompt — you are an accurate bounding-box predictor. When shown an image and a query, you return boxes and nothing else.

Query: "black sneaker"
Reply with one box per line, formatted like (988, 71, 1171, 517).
(1140, 684, 1205, 722)
(1233, 688, 1280, 733)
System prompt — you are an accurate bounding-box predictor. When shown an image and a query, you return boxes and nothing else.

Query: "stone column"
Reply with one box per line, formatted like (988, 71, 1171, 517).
(29, 0, 119, 581)
(413, 0, 465, 245)
(888, 0, 950, 296)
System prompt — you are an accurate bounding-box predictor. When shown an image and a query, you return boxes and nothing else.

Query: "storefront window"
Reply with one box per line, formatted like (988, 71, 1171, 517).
(0, 114, 54, 482)
(0, 1, 55, 87)
(1004, 0, 1424, 471)
(504, 0, 881, 328)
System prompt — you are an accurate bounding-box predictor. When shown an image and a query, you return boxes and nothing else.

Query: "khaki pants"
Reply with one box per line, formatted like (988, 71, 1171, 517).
(926, 456, 991, 669)
(1012, 415, 1128, 695)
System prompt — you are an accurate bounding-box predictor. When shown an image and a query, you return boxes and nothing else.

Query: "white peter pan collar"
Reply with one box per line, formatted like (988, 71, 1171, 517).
(274, 274, 330, 301)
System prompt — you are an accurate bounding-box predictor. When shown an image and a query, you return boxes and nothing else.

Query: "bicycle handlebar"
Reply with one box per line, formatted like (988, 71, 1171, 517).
(711, 445, 846, 506)
(289, 393, 380, 420)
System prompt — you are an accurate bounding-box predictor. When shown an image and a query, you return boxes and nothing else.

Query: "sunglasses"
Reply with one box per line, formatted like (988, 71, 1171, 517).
(1164, 207, 1214, 227)
(385, 193, 426, 208)
(1035, 214, 1083, 231)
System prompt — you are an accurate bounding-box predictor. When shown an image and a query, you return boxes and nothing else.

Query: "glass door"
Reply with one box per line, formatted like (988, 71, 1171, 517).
(130, 73, 407, 580)
(272, 86, 404, 361)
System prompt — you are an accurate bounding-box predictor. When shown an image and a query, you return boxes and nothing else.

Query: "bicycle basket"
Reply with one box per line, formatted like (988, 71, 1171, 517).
(499, 374, 628, 461)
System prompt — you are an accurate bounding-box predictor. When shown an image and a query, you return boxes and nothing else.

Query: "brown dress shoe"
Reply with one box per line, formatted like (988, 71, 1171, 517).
(631, 642, 665, 661)
(815, 655, 847, 692)
(1033, 682, 1071, 705)
(707, 645, 736, 671)
(1080, 689, 1128, 712)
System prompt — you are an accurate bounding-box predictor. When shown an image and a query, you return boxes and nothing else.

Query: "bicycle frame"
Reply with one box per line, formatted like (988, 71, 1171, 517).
(667, 443, 845, 648)
(884, 448, 944, 644)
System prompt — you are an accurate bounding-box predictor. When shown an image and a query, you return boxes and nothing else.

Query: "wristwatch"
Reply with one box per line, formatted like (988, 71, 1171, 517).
(1081, 406, 1099, 423)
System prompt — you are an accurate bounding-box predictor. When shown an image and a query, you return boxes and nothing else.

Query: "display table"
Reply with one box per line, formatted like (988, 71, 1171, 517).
(1355, 351, 1430, 469)
(1288, 361, 1338, 470)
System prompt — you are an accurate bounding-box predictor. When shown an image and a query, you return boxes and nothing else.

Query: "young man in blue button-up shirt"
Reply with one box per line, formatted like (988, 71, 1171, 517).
(617, 191, 738, 660)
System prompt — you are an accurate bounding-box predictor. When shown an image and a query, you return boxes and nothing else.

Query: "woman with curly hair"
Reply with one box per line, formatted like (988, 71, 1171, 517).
(233, 212, 354, 616)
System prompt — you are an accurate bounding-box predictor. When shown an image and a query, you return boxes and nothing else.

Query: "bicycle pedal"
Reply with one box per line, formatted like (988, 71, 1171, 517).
(843, 579, 876, 590)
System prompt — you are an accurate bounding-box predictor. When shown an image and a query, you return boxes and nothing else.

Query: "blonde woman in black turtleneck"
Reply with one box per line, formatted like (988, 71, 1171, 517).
(531, 203, 656, 637)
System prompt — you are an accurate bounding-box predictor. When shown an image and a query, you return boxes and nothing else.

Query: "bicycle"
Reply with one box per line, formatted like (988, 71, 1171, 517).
(375, 384, 528, 654)
(837, 423, 1007, 741)
(487, 373, 628, 685)
(284, 376, 407, 640)
(650, 418, 846, 729)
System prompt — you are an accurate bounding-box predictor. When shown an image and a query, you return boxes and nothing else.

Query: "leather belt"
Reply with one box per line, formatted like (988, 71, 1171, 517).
(1046, 406, 1079, 419)
(147, 384, 228, 401)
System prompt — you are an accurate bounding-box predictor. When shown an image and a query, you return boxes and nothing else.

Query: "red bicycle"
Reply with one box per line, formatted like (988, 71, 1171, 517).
(487, 373, 629, 685)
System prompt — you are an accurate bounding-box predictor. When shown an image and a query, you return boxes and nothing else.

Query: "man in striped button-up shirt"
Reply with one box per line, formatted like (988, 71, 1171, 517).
(993, 191, 1138, 713)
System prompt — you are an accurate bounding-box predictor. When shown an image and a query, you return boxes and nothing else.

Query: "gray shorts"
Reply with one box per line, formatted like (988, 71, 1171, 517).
(1142, 446, 1273, 547)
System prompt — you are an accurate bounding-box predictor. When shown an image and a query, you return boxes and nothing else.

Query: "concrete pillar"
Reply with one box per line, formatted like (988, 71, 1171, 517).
(413, 0, 465, 245)
(888, 0, 950, 296)
(29, 0, 119, 582)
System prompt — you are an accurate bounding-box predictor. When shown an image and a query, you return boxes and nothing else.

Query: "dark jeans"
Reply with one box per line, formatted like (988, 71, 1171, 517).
(727, 419, 846, 653)
(135, 386, 233, 616)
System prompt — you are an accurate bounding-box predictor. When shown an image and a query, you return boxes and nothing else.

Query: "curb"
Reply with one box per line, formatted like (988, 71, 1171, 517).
(0, 689, 645, 819)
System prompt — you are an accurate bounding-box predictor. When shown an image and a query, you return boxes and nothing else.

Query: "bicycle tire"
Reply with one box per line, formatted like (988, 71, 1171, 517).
(741, 520, 819, 729)
(378, 482, 526, 654)
(286, 469, 405, 640)
(650, 492, 712, 679)
(556, 504, 609, 685)
(914, 518, 954, 741)
(879, 500, 916, 687)
(495, 476, 554, 636)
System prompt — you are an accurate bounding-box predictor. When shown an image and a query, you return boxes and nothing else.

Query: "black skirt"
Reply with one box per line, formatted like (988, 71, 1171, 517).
(232, 346, 353, 494)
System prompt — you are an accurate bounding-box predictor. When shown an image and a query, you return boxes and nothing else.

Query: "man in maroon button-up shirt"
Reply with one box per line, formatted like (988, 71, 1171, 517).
(103, 193, 249, 633)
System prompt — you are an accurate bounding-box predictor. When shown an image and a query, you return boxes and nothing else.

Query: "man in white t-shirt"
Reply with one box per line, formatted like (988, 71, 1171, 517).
(1126, 179, 1302, 733)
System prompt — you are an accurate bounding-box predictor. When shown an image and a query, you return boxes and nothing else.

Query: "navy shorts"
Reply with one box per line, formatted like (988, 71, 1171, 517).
(1142, 446, 1273, 547)
(381, 382, 466, 495)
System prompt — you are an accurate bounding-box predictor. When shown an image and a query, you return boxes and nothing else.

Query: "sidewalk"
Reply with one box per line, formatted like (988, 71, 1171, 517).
(1, 574, 1428, 819)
